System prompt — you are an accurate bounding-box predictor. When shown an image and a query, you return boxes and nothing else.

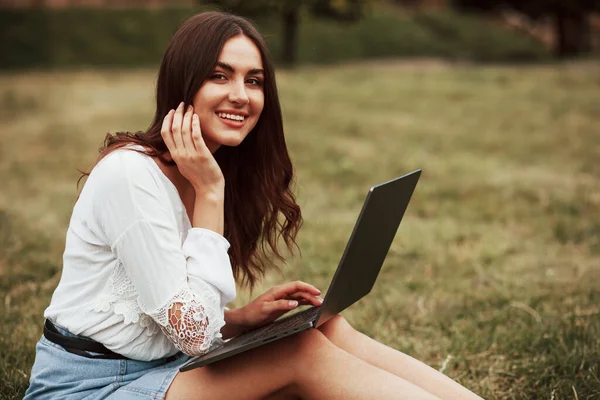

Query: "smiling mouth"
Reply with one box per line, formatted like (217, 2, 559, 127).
(216, 112, 246, 122)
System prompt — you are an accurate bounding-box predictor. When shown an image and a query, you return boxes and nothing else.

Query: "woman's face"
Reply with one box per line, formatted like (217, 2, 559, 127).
(193, 34, 265, 153)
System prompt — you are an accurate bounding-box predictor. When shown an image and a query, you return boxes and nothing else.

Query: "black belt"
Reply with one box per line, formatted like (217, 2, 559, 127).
(44, 319, 128, 360)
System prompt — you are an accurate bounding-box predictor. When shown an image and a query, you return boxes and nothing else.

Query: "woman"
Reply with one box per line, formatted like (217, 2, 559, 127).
(25, 11, 482, 400)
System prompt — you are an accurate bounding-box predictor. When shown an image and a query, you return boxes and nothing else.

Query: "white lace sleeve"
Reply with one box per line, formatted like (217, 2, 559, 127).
(148, 281, 225, 355)
(111, 220, 235, 356)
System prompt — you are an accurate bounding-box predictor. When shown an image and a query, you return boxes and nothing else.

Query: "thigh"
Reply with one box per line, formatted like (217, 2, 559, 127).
(261, 385, 301, 400)
(165, 330, 316, 400)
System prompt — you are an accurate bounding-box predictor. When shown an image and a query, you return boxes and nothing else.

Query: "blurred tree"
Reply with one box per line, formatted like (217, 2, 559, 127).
(205, 0, 371, 66)
(452, 0, 600, 57)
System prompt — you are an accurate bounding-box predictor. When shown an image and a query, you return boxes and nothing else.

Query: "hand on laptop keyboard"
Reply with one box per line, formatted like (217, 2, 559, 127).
(231, 280, 323, 333)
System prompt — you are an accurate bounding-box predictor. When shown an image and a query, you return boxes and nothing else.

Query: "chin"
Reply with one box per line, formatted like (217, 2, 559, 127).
(215, 125, 255, 144)
(207, 131, 249, 149)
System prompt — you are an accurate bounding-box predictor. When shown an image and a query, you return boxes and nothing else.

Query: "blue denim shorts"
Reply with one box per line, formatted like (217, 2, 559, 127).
(25, 326, 192, 400)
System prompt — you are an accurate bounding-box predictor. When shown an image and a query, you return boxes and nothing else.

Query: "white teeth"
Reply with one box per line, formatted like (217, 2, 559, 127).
(218, 112, 244, 121)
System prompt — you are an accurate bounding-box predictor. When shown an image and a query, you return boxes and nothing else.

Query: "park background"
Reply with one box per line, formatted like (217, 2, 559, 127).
(1, 0, 599, 398)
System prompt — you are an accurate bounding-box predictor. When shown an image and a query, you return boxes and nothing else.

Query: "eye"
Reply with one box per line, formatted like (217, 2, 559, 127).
(246, 77, 263, 87)
(211, 73, 227, 81)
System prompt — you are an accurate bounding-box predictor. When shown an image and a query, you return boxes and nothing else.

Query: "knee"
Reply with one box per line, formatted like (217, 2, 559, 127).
(317, 315, 354, 342)
(288, 328, 334, 366)
(293, 328, 330, 352)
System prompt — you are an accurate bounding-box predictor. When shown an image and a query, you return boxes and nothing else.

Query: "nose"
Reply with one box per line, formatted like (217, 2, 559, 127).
(228, 80, 249, 106)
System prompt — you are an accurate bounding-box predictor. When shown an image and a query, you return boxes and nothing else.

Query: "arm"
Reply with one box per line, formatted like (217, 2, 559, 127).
(94, 148, 235, 357)
(147, 105, 233, 354)
(150, 225, 236, 355)
(159, 193, 231, 350)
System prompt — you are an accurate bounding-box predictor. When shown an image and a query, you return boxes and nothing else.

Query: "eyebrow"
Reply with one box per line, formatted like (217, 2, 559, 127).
(216, 61, 264, 75)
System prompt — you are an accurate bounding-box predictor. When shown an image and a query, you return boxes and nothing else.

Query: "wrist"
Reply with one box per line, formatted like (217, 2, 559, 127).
(225, 307, 247, 327)
(222, 308, 249, 339)
(192, 180, 225, 199)
(192, 187, 225, 233)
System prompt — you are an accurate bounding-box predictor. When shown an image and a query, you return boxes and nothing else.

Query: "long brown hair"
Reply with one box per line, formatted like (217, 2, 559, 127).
(80, 12, 302, 289)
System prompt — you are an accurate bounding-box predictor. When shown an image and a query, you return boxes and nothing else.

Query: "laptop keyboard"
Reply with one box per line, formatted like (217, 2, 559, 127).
(233, 306, 321, 345)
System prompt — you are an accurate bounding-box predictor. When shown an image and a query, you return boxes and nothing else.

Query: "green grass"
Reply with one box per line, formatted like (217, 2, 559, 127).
(1, 60, 599, 399)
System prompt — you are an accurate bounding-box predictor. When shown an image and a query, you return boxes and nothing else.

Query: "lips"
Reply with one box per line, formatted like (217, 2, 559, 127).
(215, 111, 248, 128)
(217, 112, 245, 122)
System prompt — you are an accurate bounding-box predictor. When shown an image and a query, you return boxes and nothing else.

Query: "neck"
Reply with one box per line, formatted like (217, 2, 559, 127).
(172, 168, 194, 197)
(157, 152, 195, 199)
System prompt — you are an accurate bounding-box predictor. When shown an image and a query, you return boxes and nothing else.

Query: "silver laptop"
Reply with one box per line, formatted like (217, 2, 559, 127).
(179, 169, 421, 372)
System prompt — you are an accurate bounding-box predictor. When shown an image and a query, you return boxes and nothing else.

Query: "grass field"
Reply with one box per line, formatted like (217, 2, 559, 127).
(1, 60, 599, 399)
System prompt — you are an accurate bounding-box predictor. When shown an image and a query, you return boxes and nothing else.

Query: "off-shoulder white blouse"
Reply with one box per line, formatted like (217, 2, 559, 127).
(44, 146, 236, 361)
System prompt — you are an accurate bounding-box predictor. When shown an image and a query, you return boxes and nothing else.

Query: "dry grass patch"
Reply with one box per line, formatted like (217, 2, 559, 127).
(1, 61, 599, 399)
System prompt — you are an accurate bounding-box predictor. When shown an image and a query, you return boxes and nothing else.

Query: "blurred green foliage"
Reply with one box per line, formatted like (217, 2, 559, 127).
(0, 6, 549, 70)
(205, 0, 369, 21)
(452, 0, 600, 19)
(206, 0, 373, 65)
(0, 8, 195, 69)
(452, 0, 600, 57)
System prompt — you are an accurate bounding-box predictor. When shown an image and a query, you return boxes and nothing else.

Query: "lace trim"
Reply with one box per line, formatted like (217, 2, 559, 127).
(93, 262, 159, 336)
(148, 282, 225, 356)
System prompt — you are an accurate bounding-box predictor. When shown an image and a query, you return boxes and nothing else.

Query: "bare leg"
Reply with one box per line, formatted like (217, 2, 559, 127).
(317, 315, 482, 400)
(166, 328, 442, 400)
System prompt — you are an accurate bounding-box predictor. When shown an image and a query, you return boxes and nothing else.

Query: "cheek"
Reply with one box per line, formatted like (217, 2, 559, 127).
(198, 113, 216, 134)
(252, 94, 265, 118)
(193, 85, 223, 114)
(249, 105, 264, 131)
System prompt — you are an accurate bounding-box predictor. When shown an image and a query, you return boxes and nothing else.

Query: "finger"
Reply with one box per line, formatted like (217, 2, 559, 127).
(191, 113, 208, 153)
(181, 105, 194, 152)
(288, 291, 324, 307)
(160, 109, 176, 151)
(171, 102, 185, 150)
(271, 281, 321, 299)
(297, 299, 315, 307)
(263, 299, 298, 314)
